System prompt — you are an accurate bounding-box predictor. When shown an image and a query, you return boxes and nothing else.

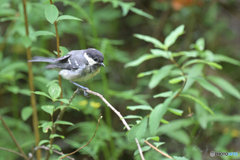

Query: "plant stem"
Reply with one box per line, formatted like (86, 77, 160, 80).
(45, 1, 63, 159)
(22, 0, 41, 159)
(0, 114, 29, 160)
(0, 147, 26, 159)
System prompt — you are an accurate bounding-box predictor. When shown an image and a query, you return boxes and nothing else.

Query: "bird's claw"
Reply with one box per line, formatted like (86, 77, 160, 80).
(77, 87, 89, 97)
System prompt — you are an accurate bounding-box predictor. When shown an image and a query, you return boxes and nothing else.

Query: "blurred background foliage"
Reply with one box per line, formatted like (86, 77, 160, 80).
(0, 0, 240, 159)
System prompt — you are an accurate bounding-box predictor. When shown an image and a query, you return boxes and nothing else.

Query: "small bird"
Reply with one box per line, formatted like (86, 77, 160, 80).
(29, 48, 105, 96)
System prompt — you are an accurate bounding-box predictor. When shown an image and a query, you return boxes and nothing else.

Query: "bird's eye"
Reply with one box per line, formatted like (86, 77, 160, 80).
(94, 58, 98, 61)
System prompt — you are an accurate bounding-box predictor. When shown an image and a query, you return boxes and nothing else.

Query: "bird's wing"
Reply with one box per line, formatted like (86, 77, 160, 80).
(47, 50, 88, 70)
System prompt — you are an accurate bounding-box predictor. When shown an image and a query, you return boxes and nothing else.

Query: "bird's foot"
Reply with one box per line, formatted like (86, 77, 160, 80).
(71, 82, 89, 97)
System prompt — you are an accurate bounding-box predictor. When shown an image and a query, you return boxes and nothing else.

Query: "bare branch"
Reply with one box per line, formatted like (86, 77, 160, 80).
(35, 146, 74, 160)
(60, 115, 102, 159)
(85, 90, 146, 160)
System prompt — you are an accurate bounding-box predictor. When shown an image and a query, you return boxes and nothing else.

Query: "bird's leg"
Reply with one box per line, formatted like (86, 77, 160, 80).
(71, 81, 89, 96)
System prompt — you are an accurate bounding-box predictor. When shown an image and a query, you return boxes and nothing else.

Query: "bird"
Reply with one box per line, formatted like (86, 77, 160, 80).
(29, 48, 105, 96)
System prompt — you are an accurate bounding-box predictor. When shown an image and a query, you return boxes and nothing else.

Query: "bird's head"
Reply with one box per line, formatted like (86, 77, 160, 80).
(84, 48, 105, 67)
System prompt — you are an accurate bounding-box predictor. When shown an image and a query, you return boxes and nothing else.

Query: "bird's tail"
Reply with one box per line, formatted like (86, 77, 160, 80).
(28, 56, 55, 63)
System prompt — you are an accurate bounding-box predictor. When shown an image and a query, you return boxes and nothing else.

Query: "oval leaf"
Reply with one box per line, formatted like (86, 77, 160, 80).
(21, 107, 33, 121)
(41, 105, 55, 116)
(168, 108, 183, 116)
(45, 4, 59, 24)
(48, 83, 61, 101)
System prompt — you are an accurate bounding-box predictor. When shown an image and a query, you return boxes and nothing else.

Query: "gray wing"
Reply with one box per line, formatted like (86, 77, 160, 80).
(46, 50, 88, 70)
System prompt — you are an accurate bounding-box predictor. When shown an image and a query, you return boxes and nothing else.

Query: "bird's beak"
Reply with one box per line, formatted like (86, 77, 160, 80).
(99, 63, 105, 67)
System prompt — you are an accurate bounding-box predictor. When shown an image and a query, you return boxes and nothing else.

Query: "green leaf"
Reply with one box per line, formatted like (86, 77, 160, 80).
(149, 95, 174, 135)
(127, 105, 152, 111)
(146, 136, 159, 141)
(59, 46, 69, 56)
(39, 121, 53, 133)
(149, 65, 174, 89)
(50, 134, 65, 139)
(55, 105, 67, 111)
(166, 130, 190, 145)
(192, 77, 223, 98)
(31, 30, 55, 37)
(180, 94, 214, 115)
(127, 117, 148, 141)
(122, 115, 142, 120)
(125, 54, 157, 68)
(208, 76, 240, 99)
(169, 76, 185, 84)
(137, 70, 157, 78)
(168, 108, 183, 116)
(54, 120, 74, 126)
(214, 54, 240, 66)
(41, 105, 55, 116)
(45, 4, 59, 24)
(154, 142, 165, 148)
(38, 140, 50, 146)
(21, 36, 32, 48)
(57, 15, 82, 21)
(157, 119, 194, 134)
(48, 83, 61, 101)
(172, 51, 198, 58)
(57, 99, 69, 104)
(52, 144, 61, 151)
(117, 2, 135, 16)
(130, 7, 153, 19)
(160, 119, 169, 124)
(33, 91, 51, 99)
(182, 59, 222, 69)
(134, 34, 165, 49)
(150, 49, 170, 59)
(195, 38, 205, 51)
(46, 80, 59, 87)
(183, 64, 204, 91)
(21, 107, 33, 121)
(154, 91, 173, 98)
(195, 100, 208, 129)
(164, 25, 185, 48)
(134, 146, 151, 156)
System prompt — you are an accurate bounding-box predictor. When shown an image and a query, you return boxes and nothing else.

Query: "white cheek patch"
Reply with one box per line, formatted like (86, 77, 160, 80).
(84, 52, 97, 65)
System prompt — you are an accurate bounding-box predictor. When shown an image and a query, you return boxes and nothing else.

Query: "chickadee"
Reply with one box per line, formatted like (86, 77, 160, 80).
(29, 48, 105, 95)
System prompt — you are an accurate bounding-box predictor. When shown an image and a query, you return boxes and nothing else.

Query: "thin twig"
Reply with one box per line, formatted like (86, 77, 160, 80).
(0, 114, 29, 160)
(85, 90, 148, 160)
(34, 146, 74, 160)
(60, 115, 102, 159)
(0, 147, 26, 158)
(144, 141, 172, 159)
(22, 0, 41, 159)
